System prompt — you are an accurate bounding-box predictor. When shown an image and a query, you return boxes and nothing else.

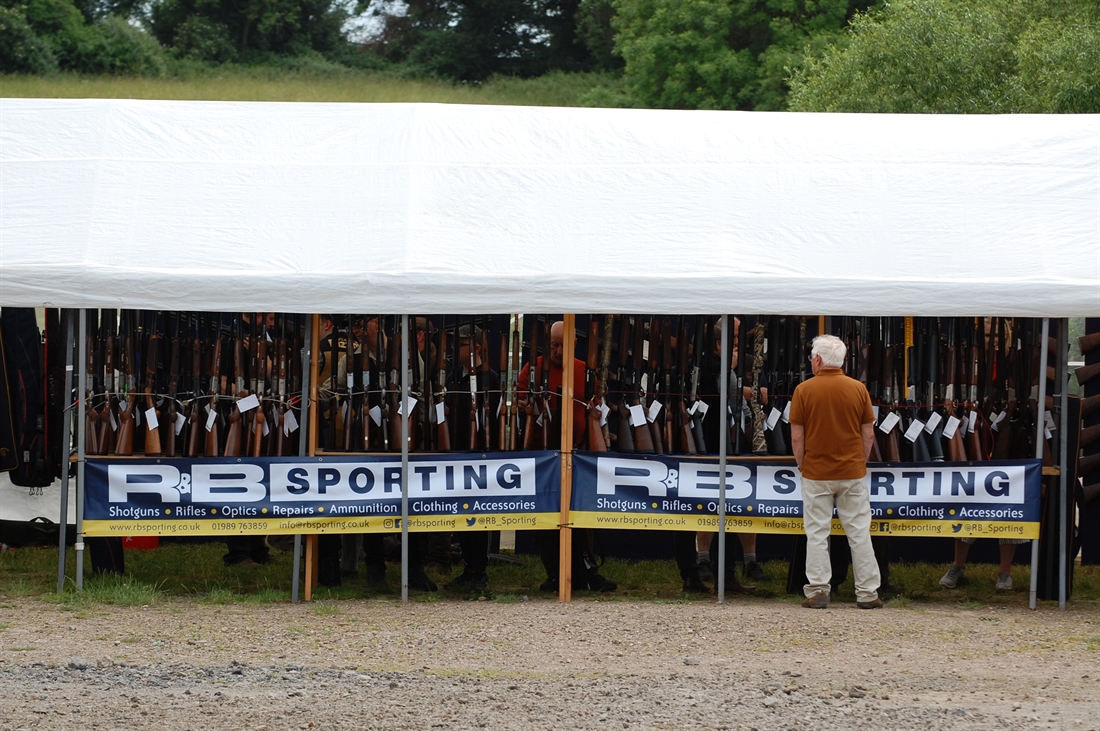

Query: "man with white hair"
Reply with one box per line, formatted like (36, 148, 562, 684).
(789, 334, 882, 609)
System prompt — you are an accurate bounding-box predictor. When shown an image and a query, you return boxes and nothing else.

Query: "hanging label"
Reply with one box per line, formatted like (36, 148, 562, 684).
(1043, 411, 1055, 432)
(396, 396, 418, 416)
(629, 404, 647, 428)
(284, 409, 299, 435)
(109, 409, 118, 432)
(174, 411, 187, 436)
(535, 410, 545, 427)
(989, 411, 1003, 432)
(765, 407, 782, 431)
(435, 401, 446, 424)
(237, 393, 260, 413)
(781, 402, 791, 424)
(205, 409, 217, 432)
(262, 419, 270, 437)
(647, 400, 663, 423)
(879, 412, 900, 434)
(872, 405, 880, 421)
(695, 401, 709, 419)
(368, 405, 382, 427)
(923, 411, 942, 434)
(1045, 426, 1053, 440)
(496, 397, 503, 419)
(639, 374, 648, 393)
(968, 411, 978, 433)
(903, 418, 925, 443)
(134, 407, 141, 428)
(599, 403, 610, 427)
(145, 407, 159, 431)
(942, 415, 961, 440)
(340, 401, 348, 421)
(347, 374, 354, 391)
(688, 400, 699, 415)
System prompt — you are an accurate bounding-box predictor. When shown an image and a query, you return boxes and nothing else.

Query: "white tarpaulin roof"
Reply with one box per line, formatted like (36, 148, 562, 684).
(1, 98, 1097, 316)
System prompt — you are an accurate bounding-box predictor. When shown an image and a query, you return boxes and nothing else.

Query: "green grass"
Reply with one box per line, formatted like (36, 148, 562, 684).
(2, 541, 1098, 608)
(0, 69, 622, 107)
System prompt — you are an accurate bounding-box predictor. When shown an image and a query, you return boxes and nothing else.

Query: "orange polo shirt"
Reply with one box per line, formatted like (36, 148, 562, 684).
(789, 368, 874, 481)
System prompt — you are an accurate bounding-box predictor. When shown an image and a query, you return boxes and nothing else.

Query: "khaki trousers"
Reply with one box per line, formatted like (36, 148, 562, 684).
(801, 477, 881, 603)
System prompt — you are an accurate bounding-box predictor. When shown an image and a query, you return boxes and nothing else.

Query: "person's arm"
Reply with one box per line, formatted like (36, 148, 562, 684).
(791, 424, 805, 471)
(861, 422, 875, 461)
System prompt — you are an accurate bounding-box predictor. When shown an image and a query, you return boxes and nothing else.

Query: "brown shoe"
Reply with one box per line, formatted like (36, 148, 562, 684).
(724, 576, 756, 593)
(802, 590, 829, 609)
(857, 598, 884, 609)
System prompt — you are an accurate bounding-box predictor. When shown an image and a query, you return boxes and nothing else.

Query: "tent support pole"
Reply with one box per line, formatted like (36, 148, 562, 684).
(291, 313, 313, 604)
(400, 314, 409, 603)
(558, 315, 576, 602)
(56, 310, 76, 593)
(303, 314, 321, 601)
(717, 315, 729, 603)
(75, 310, 87, 591)
(1029, 317, 1050, 610)
(1058, 318, 1068, 611)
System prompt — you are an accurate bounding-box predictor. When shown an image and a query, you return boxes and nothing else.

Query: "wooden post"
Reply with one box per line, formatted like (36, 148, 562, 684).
(558, 314, 576, 602)
(304, 313, 322, 601)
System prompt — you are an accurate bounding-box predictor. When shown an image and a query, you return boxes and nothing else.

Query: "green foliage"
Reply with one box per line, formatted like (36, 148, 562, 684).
(789, 0, 1100, 113)
(171, 15, 236, 62)
(609, 0, 875, 109)
(0, 5, 59, 72)
(72, 15, 169, 74)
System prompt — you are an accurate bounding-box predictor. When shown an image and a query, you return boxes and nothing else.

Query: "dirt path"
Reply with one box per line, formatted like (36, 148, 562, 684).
(1, 596, 1097, 730)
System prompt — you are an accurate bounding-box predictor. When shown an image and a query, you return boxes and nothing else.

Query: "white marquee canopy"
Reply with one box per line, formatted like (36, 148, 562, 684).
(1, 99, 1097, 316)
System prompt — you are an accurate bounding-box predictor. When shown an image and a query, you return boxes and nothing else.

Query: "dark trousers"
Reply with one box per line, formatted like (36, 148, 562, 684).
(455, 531, 489, 574)
(536, 529, 598, 580)
(223, 536, 269, 566)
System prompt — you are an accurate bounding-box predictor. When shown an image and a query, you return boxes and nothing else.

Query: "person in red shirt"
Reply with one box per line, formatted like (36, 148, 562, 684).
(518, 320, 615, 593)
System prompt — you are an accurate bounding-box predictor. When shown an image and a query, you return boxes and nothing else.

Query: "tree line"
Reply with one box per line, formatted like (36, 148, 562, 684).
(2, 0, 1097, 112)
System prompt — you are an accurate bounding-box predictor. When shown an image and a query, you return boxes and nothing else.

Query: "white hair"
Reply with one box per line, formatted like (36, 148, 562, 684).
(811, 335, 846, 368)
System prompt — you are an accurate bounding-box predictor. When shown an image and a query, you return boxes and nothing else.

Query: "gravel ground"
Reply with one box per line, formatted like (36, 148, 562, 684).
(0, 596, 1097, 730)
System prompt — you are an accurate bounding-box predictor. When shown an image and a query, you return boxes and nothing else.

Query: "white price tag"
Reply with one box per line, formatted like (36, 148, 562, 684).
(262, 419, 270, 437)
(688, 400, 699, 415)
(347, 374, 354, 391)
(145, 407, 159, 431)
(535, 410, 545, 427)
(340, 401, 348, 421)
(942, 415, 961, 440)
(599, 403, 610, 427)
(647, 400, 663, 423)
(205, 409, 217, 432)
(1045, 426, 1053, 440)
(968, 411, 978, 433)
(367, 405, 382, 427)
(435, 401, 446, 424)
(396, 396, 418, 416)
(990, 411, 1006, 432)
(174, 411, 186, 436)
(879, 411, 900, 434)
(695, 401, 709, 419)
(923, 411, 942, 434)
(629, 404, 647, 428)
(496, 397, 503, 419)
(872, 405, 880, 421)
(237, 393, 260, 413)
(781, 402, 791, 424)
(284, 409, 299, 435)
(1044, 411, 1055, 431)
(765, 407, 782, 431)
(903, 418, 925, 443)
(109, 409, 118, 432)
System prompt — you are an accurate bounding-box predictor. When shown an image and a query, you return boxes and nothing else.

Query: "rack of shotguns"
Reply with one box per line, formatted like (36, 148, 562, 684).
(77, 310, 1088, 465)
(79, 310, 307, 458)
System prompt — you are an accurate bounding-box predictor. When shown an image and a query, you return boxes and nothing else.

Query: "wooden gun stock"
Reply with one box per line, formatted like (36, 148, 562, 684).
(1082, 393, 1100, 421)
(1079, 452, 1100, 479)
(143, 390, 162, 456)
(1077, 332, 1100, 356)
(1079, 423, 1100, 450)
(1076, 361, 1100, 387)
(115, 395, 136, 456)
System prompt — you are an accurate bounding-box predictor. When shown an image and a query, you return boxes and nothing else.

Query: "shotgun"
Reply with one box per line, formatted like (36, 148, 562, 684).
(114, 311, 137, 456)
(675, 318, 696, 455)
(143, 315, 162, 457)
(586, 317, 608, 452)
(96, 309, 116, 455)
(84, 312, 100, 456)
(204, 316, 223, 458)
(1078, 332, 1100, 356)
(613, 315, 634, 453)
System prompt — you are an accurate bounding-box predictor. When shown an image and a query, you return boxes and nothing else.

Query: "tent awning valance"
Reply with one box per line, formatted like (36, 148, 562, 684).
(2, 99, 1097, 316)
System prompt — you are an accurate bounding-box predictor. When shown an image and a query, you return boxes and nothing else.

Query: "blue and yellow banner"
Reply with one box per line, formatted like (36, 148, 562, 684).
(83, 452, 560, 536)
(569, 453, 1041, 539)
